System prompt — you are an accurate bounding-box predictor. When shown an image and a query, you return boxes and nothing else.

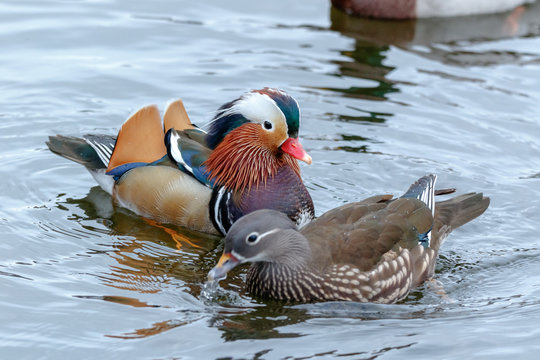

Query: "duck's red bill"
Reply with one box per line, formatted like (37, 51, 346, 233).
(281, 137, 312, 165)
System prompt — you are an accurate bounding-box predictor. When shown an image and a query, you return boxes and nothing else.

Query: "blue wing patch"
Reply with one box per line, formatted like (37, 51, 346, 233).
(106, 155, 169, 181)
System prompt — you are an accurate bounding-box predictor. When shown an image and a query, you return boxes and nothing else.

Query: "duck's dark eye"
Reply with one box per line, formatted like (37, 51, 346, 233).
(246, 232, 259, 244)
(263, 121, 272, 130)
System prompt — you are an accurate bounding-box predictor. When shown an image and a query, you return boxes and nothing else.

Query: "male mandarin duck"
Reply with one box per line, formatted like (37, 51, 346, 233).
(208, 175, 490, 303)
(47, 88, 314, 235)
(331, 0, 535, 19)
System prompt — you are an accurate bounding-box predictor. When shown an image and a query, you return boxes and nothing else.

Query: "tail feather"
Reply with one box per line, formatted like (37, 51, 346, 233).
(46, 135, 106, 169)
(432, 192, 490, 252)
(436, 192, 490, 231)
(83, 134, 116, 168)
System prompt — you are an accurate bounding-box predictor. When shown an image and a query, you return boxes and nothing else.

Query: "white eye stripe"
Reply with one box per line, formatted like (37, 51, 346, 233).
(259, 228, 280, 238)
(245, 228, 280, 246)
(261, 94, 288, 135)
(210, 91, 294, 140)
(235, 92, 287, 129)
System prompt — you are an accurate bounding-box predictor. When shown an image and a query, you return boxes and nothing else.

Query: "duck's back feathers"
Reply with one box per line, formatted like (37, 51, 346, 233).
(302, 196, 431, 273)
(302, 185, 488, 289)
(165, 128, 214, 187)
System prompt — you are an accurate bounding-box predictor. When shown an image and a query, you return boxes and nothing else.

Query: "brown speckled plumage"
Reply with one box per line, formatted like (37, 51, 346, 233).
(209, 175, 490, 303)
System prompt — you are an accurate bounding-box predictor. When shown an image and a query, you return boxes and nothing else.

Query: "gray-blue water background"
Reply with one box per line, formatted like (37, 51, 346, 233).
(1, 0, 540, 359)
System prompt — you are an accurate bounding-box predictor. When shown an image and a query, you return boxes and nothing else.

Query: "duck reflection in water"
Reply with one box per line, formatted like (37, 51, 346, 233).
(323, 2, 540, 154)
(59, 187, 318, 340)
(61, 186, 219, 292)
(330, 1, 540, 68)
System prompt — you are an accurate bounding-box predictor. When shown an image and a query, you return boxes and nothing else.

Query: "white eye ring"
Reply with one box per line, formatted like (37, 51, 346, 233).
(263, 120, 273, 130)
(245, 232, 260, 245)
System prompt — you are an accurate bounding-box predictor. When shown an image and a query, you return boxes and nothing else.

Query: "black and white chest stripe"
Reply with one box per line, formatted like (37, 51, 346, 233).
(209, 186, 234, 235)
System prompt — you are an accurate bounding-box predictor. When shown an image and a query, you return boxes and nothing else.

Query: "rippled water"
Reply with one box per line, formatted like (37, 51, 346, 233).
(2, 0, 540, 358)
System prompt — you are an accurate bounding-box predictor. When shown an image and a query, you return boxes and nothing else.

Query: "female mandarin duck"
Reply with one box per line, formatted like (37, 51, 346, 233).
(47, 88, 314, 235)
(209, 175, 490, 303)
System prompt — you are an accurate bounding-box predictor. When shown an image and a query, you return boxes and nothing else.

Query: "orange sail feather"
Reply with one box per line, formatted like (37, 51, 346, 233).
(106, 105, 167, 173)
(163, 99, 196, 132)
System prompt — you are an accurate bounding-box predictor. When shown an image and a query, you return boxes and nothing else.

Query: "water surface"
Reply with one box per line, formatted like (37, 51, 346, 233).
(1, 0, 540, 359)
